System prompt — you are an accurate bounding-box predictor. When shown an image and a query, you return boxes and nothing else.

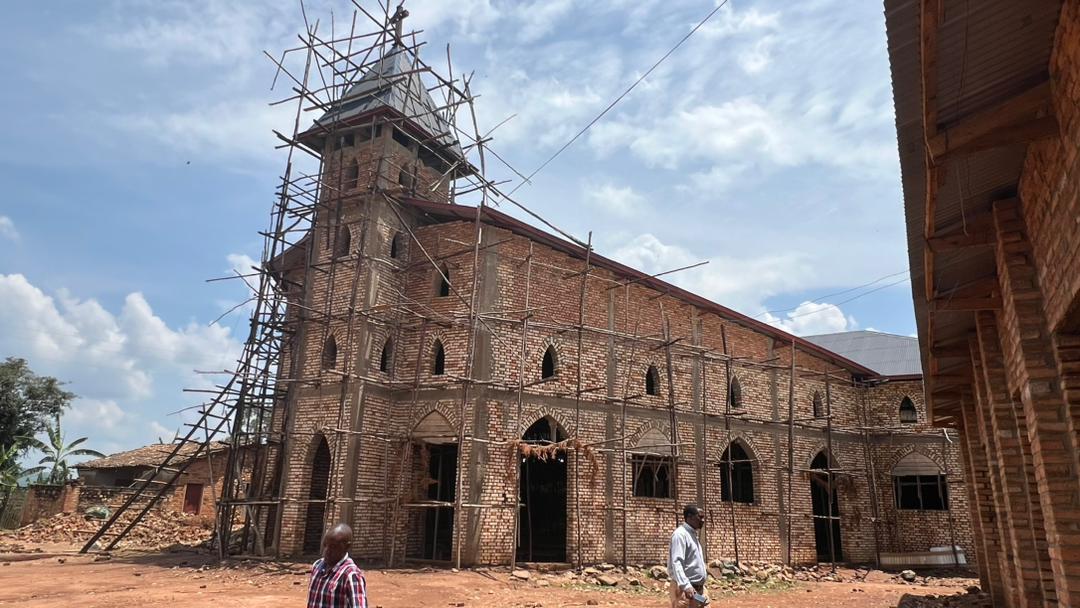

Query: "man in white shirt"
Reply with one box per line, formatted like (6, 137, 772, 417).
(668, 504, 708, 607)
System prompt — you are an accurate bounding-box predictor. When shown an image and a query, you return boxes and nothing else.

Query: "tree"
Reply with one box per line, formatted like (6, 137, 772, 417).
(22, 416, 104, 485)
(0, 441, 23, 489)
(0, 358, 74, 453)
(0, 441, 24, 516)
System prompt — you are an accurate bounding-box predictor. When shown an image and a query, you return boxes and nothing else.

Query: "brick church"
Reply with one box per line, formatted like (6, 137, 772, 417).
(261, 26, 974, 568)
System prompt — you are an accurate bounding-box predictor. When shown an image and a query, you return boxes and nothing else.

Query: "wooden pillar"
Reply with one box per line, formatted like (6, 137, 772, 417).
(993, 199, 1080, 606)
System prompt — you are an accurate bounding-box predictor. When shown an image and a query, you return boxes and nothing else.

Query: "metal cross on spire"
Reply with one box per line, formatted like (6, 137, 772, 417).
(390, 4, 409, 44)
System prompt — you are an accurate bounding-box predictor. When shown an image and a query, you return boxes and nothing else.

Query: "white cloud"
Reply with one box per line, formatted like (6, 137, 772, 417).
(585, 183, 648, 218)
(589, 96, 894, 177)
(512, 0, 576, 42)
(228, 253, 258, 274)
(95, 1, 293, 68)
(0, 273, 242, 454)
(607, 233, 817, 313)
(149, 421, 175, 442)
(0, 216, 18, 242)
(109, 99, 293, 165)
(404, 0, 501, 40)
(763, 301, 857, 336)
(67, 399, 127, 432)
(697, 5, 780, 39)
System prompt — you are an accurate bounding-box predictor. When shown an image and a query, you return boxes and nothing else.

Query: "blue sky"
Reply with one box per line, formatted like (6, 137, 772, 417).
(0, 0, 915, 457)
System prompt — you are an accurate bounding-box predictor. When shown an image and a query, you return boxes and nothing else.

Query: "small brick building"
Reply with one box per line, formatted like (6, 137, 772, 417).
(75, 441, 230, 517)
(255, 33, 975, 568)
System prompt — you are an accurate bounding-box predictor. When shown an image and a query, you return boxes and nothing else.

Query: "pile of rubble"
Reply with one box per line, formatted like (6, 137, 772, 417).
(2, 510, 214, 550)
(509, 559, 795, 594)
(897, 587, 992, 608)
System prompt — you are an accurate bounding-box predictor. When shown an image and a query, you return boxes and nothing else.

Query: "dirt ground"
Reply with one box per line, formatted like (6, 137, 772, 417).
(0, 545, 979, 608)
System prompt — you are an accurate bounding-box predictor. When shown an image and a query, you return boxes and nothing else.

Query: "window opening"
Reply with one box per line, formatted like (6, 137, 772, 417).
(720, 442, 754, 503)
(645, 365, 660, 396)
(432, 340, 445, 375)
(379, 338, 393, 373)
(322, 335, 337, 370)
(541, 345, 557, 379)
(899, 397, 918, 424)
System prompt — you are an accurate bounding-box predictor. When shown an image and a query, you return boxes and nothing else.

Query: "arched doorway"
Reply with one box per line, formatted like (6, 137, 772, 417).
(518, 416, 568, 563)
(408, 411, 458, 562)
(809, 451, 842, 562)
(303, 437, 332, 553)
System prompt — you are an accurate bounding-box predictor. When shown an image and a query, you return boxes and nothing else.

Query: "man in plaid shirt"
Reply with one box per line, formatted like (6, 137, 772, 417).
(308, 523, 368, 608)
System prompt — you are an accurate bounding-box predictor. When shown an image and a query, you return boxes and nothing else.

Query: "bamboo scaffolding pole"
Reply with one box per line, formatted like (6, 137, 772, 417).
(661, 305, 682, 535)
(618, 286, 644, 568)
(720, 325, 740, 564)
(941, 428, 961, 568)
(859, 385, 883, 568)
(573, 232, 593, 568)
(824, 369, 837, 571)
(509, 242, 533, 569)
(785, 338, 796, 565)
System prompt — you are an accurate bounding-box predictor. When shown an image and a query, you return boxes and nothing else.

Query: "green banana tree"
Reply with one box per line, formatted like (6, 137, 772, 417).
(21, 416, 104, 485)
(0, 442, 23, 489)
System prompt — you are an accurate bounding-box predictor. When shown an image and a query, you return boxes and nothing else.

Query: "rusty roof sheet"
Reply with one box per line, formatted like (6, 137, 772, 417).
(75, 441, 230, 470)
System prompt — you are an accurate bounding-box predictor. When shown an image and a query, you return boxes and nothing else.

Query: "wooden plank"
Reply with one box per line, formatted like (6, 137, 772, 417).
(930, 296, 1003, 312)
(927, 212, 996, 252)
(932, 344, 972, 358)
(928, 81, 1056, 161)
(933, 276, 999, 300)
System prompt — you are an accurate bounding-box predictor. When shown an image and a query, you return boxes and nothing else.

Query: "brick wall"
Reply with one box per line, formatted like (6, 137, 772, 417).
(268, 194, 975, 565)
(1019, 0, 1080, 333)
(265, 107, 973, 565)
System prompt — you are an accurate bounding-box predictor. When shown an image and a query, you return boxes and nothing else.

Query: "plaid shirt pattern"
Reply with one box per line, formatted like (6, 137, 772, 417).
(307, 554, 367, 608)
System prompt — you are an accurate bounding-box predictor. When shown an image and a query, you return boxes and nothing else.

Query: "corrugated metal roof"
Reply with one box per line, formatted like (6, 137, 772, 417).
(804, 331, 923, 377)
(312, 43, 465, 160)
(884, 0, 1062, 420)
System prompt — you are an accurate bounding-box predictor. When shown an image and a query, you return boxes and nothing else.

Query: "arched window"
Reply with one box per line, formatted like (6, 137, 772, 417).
(436, 264, 451, 297)
(302, 436, 332, 553)
(431, 340, 446, 375)
(645, 365, 660, 396)
(322, 335, 337, 370)
(892, 452, 947, 510)
(379, 337, 393, 373)
(345, 160, 359, 190)
(541, 345, 557, 379)
(389, 231, 404, 259)
(899, 397, 918, 424)
(334, 226, 351, 258)
(812, 391, 824, 418)
(729, 376, 743, 410)
(631, 428, 672, 499)
(720, 442, 754, 504)
(522, 416, 567, 444)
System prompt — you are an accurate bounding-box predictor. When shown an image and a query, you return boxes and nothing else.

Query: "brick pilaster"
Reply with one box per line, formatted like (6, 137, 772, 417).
(960, 394, 1009, 606)
(970, 346, 1022, 606)
(976, 312, 1054, 606)
(994, 199, 1080, 605)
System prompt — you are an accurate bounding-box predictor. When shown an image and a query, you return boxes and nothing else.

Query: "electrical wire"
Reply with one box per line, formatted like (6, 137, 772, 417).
(507, 0, 732, 195)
